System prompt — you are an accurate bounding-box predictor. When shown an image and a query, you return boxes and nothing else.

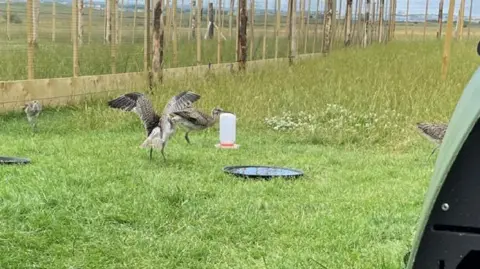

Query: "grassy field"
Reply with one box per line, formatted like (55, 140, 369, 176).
(1, 39, 478, 268)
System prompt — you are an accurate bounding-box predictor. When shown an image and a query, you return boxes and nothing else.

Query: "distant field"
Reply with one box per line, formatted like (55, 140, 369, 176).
(1, 2, 480, 81)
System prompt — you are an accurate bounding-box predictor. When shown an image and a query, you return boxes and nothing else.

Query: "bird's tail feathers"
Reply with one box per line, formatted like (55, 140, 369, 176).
(139, 127, 164, 150)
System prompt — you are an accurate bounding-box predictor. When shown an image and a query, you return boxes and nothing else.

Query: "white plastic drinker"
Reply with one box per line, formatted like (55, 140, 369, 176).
(217, 113, 239, 149)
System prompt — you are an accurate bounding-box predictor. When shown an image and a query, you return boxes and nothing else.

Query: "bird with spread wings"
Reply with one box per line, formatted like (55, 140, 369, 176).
(107, 91, 201, 161)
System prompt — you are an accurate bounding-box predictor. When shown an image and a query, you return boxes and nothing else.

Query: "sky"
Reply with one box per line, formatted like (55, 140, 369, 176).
(123, 0, 480, 18)
(123, 0, 480, 17)
(35, 0, 480, 19)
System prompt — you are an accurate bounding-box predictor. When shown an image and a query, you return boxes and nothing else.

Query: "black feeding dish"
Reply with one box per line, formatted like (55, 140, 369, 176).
(0, 156, 31, 165)
(223, 165, 304, 180)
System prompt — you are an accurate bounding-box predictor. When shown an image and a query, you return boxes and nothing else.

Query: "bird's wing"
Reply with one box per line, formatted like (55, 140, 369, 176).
(162, 91, 201, 115)
(171, 108, 209, 126)
(416, 122, 448, 144)
(108, 92, 160, 135)
(108, 92, 145, 112)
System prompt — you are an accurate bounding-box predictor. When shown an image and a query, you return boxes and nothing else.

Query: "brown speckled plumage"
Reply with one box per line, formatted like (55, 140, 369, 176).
(170, 107, 232, 144)
(416, 122, 448, 144)
(416, 122, 448, 158)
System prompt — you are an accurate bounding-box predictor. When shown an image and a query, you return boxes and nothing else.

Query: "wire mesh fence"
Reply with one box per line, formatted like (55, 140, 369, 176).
(0, 0, 478, 82)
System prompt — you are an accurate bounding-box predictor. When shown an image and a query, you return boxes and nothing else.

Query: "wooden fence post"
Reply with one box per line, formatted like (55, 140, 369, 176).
(191, 0, 196, 39)
(249, 0, 254, 60)
(119, 0, 124, 43)
(338, 0, 343, 42)
(132, 0, 137, 43)
(275, 0, 280, 58)
(78, 0, 84, 46)
(72, 0, 79, 76)
(32, 0, 39, 45)
(6, 0, 10, 40)
(52, 0, 56, 42)
(196, 0, 202, 65)
(229, 0, 234, 38)
(344, 0, 353, 46)
(220, 0, 225, 29)
(144, 0, 151, 77)
(88, 0, 93, 44)
(405, 0, 409, 37)
(299, 0, 304, 47)
(115, 0, 119, 44)
(378, 0, 384, 42)
(392, 0, 397, 38)
(363, 0, 370, 47)
(422, 0, 429, 40)
(235, 0, 240, 61)
(180, 0, 184, 28)
(457, 0, 465, 40)
(312, 0, 319, 52)
(287, 0, 295, 64)
(387, 0, 396, 41)
(105, 0, 111, 43)
(352, 0, 360, 43)
(467, 0, 473, 40)
(330, 0, 336, 48)
(437, 0, 444, 39)
(27, 0, 35, 79)
(322, 0, 333, 55)
(303, 0, 310, 54)
(371, 0, 375, 42)
(111, 0, 117, 73)
(208, 2, 214, 38)
(217, 0, 223, 64)
(172, 0, 178, 67)
(164, 0, 170, 50)
(441, 0, 455, 81)
(152, 0, 164, 83)
(262, 0, 267, 59)
(237, 0, 247, 70)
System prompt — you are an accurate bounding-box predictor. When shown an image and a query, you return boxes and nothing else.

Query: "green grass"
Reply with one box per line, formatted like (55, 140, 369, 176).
(0, 39, 478, 268)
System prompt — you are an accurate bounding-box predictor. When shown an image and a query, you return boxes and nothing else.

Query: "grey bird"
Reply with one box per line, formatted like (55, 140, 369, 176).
(170, 106, 232, 144)
(416, 122, 448, 158)
(23, 100, 42, 132)
(107, 91, 201, 161)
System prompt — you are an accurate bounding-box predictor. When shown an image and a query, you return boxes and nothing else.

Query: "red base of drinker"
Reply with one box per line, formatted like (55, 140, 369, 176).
(215, 143, 240, 149)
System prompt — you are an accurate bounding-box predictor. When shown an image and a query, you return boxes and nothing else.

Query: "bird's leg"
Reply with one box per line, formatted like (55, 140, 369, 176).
(185, 131, 191, 144)
(149, 148, 153, 160)
(33, 120, 38, 133)
(428, 144, 440, 160)
(161, 145, 167, 163)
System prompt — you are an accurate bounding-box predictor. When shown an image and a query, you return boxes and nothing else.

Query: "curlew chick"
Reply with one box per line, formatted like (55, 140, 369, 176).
(107, 91, 201, 162)
(170, 106, 232, 144)
(24, 100, 42, 132)
(416, 122, 448, 157)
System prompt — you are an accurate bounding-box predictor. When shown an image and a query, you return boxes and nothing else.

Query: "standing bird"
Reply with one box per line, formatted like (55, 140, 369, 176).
(23, 100, 42, 132)
(416, 122, 448, 158)
(107, 91, 201, 161)
(170, 106, 231, 144)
